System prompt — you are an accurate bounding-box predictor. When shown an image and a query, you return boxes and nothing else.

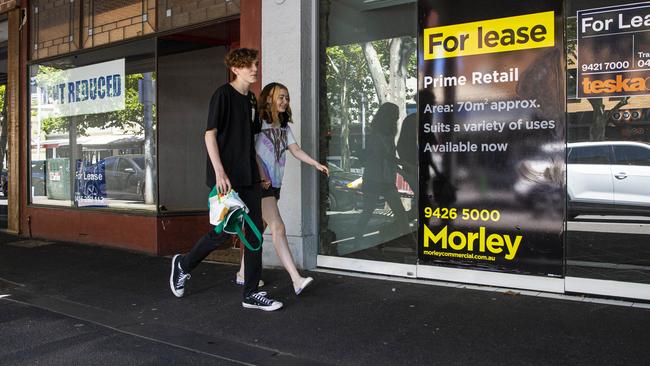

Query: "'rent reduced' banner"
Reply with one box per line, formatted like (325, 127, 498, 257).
(418, 0, 565, 276)
(32, 59, 125, 118)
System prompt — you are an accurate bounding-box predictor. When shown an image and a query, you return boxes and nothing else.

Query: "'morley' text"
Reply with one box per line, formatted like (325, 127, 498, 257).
(422, 225, 522, 260)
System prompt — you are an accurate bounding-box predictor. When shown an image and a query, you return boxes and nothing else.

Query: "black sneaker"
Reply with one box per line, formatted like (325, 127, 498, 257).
(242, 291, 283, 311)
(169, 254, 191, 298)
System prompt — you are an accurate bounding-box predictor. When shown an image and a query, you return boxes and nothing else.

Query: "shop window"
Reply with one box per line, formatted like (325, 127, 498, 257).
(83, 0, 156, 48)
(30, 0, 81, 59)
(319, 0, 418, 263)
(566, 0, 650, 286)
(29, 39, 157, 211)
(157, 0, 239, 31)
(567, 145, 611, 165)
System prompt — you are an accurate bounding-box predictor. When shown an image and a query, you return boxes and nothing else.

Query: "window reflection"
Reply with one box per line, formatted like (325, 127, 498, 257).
(319, 0, 418, 263)
(566, 1, 650, 285)
(29, 56, 156, 210)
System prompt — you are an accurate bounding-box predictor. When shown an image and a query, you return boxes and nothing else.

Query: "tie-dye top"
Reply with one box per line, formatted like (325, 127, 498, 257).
(255, 120, 297, 188)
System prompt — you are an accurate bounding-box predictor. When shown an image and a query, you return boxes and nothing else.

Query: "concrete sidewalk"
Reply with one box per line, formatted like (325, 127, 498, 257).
(0, 233, 649, 365)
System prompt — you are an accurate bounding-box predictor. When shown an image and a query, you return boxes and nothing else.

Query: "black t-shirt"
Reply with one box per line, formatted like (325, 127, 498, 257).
(205, 83, 261, 188)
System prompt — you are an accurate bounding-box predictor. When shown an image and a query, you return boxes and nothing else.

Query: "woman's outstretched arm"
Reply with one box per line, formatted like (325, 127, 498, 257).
(288, 144, 329, 175)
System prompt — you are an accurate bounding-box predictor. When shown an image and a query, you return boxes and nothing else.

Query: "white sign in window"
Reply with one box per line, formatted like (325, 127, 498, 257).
(33, 59, 126, 117)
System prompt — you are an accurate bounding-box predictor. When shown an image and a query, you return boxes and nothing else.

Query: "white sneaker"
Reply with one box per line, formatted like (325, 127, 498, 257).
(235, 272, 265, 287)
(242, 291, 283, 311)
(293, 276, 314, 295)
(169, 254, 191, 298)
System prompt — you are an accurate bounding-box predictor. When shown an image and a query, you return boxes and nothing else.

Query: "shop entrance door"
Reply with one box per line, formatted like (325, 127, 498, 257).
(317, 0, 419, 277)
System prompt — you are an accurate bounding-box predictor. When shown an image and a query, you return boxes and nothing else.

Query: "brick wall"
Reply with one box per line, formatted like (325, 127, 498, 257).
(157, 0, 239, 31)
(0, 0, 17, 14)
(31, 0, 241, 60)
(83, 0, 156, 48)
(31, 0, 80, 59)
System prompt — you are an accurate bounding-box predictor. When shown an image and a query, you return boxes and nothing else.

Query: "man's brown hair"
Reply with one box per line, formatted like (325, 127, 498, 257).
(225, 48, 259, 69)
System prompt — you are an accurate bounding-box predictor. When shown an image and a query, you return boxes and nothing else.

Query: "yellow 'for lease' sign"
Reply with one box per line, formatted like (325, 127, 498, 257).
(423, 11, 555, 59)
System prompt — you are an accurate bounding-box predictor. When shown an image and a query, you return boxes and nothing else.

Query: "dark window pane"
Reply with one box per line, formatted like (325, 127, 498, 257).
(132, 157, 145, 170)
(614, 145, 650, 166)
(568, 146, 610, 164)
(117, 159, 131, 172)
(105, 157, 117, 170)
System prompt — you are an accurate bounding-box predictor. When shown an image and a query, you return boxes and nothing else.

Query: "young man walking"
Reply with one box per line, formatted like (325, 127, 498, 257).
(169, 48, 282, 311)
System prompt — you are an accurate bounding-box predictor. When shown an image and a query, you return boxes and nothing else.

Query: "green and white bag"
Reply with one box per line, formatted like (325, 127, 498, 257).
(208, 187, 263, 251)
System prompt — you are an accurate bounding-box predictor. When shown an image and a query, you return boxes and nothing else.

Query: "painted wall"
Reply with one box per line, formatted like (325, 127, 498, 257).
(261, 0, 318, 269)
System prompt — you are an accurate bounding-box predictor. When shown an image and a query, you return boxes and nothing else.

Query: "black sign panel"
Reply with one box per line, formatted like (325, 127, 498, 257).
(577, 1, 650, 98)
(418, 0, 565, 276)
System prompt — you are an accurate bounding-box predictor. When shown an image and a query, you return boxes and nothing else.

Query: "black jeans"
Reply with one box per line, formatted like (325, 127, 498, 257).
(181, 185, 263, 298)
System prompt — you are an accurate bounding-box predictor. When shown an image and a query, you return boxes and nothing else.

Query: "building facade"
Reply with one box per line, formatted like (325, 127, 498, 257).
(14, 0, 260, 261)
(8, 0, 650, 301)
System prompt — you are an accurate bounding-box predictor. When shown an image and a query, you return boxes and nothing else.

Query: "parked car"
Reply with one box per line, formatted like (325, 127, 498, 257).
(82, 154, 147, 201)
(326, 155, 364, 174)
(568, 141, 650, 218)
(326, 162, 415, 212)
(327, 162, 363, 211)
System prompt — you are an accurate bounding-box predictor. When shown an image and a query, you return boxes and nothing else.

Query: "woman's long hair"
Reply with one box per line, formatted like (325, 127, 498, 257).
(371, 102, 399, 138)
(258, 82, 293, 127)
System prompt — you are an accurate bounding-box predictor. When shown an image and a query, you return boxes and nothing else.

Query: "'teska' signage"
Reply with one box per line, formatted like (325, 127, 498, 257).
(577, 2, 650, 98)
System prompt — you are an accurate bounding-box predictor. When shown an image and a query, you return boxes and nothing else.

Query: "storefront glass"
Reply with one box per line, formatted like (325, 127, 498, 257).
(566, 0, 650, 285)
(320, 0, 650, 293)
(416, 0, 566, 277)
(319, 0, 419, 264)
(29, 39, 157, 211)
(0, 41, 7, 230)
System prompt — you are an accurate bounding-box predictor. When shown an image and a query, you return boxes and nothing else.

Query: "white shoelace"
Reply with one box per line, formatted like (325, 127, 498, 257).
(176, 264, 191, 287)
(252, 292, 273, 305)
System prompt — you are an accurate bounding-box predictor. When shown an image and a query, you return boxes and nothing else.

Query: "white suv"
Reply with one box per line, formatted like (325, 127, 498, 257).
(567, 141, 650, 218)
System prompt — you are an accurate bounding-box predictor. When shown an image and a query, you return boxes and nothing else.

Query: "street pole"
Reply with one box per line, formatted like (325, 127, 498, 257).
(361, 94, 366, 150)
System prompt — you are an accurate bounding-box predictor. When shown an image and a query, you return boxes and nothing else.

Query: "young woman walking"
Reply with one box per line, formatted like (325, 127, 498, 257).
(236, 82, 328, 295)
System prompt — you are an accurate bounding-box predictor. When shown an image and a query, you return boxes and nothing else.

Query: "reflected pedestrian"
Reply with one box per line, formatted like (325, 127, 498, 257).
(356, 102, 409, 237)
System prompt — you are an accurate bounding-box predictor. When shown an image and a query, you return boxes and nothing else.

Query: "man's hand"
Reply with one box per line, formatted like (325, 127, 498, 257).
(215, 169, 232, 194)
(261, 179, 271, 189)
